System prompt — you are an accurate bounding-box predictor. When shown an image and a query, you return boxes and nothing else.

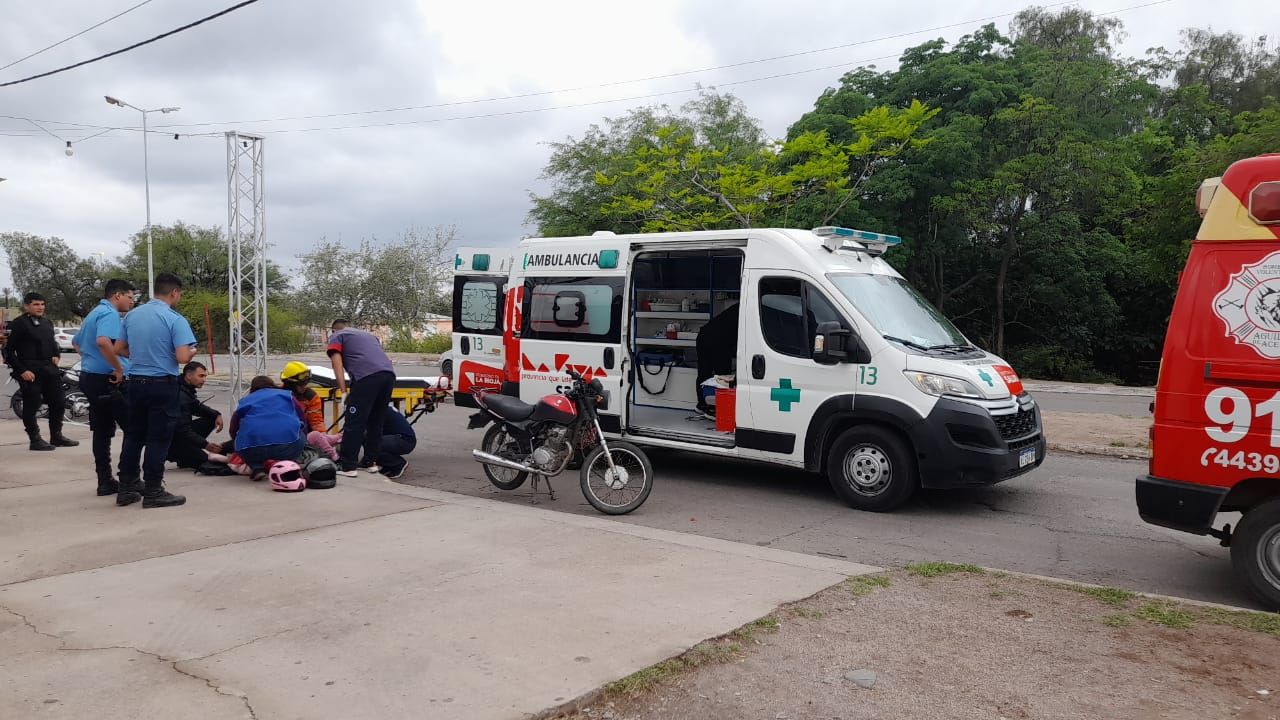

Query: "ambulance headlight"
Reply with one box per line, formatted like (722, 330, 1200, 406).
(904, 371, 983, 399)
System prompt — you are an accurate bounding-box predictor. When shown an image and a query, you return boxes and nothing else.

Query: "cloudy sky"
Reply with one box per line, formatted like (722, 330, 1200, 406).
(1, 0, 1276, 293)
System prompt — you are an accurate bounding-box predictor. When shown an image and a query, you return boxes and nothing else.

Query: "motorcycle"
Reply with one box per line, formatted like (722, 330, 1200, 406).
(468, 369, 653, 515)
(7, 365, 90, 421)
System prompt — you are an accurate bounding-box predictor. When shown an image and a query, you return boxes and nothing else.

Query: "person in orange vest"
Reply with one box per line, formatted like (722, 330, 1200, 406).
(281, 361, 342, 460)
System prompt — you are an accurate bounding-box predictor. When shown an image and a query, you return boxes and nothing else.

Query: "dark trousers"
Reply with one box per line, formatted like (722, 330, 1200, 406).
(20, 366, 64, 436)
(377, 434, 416, 475)
(119, 378, 180, 492)
(338, 371, 395, 470)
(80, 372, 128, 482)
(238, 436, 306, 473)
(168, 416, 217, 468)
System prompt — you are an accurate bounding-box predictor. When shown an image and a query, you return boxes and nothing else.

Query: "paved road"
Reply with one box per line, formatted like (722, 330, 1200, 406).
(394, 404, 1257, 609)
(1032, 390, 1150, 416)
(7, 368, 1247, 609)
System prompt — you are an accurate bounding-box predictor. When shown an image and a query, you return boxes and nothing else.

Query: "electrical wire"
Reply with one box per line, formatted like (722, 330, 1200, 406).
(0, 0, 260, 88)
(0, 0, 1175, 137)
(0, 0, 160, 73)
(149, 0, 1088, 131)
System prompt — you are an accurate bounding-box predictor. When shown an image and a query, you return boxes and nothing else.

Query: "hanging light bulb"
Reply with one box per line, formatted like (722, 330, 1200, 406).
(64, 141, 73, 157)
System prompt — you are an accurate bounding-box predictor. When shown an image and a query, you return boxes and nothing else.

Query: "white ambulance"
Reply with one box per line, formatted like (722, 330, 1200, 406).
(461, 227, 1045, 511)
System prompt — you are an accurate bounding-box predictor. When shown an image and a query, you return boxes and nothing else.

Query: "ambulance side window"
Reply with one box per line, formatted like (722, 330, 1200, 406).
(759, 277, 846, 360)
(453, 277, 506, 336)
(524, 277, 623, 343)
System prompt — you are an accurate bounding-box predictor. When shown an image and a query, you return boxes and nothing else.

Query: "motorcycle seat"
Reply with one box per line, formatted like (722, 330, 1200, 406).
(478, 393, 536, 421)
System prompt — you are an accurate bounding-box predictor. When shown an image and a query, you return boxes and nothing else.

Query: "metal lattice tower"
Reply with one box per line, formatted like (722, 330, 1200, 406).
(226, 131, 267, 411)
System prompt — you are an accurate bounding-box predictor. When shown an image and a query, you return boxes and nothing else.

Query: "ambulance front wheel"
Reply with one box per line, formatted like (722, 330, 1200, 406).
(1229, 498, 1280, 610)
(826, 426, 917, 512)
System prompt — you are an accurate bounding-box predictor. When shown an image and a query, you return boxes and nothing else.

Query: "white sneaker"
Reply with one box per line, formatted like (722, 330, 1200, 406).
(363, 464, 381, 474)
(336, 469, 359, 478)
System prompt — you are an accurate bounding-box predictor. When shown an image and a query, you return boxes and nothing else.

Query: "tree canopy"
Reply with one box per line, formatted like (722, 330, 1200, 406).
(529, 9, 1280, 383)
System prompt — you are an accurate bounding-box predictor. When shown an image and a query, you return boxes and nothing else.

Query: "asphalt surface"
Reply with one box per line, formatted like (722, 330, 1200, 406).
(4, 364, 1250, 609)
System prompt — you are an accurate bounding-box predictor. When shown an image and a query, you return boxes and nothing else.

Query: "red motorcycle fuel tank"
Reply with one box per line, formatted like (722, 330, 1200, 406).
(531, 394, 577, 424)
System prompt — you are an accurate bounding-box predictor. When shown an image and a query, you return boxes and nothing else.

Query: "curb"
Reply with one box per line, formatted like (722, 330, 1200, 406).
(1047, 441, 1150, 460)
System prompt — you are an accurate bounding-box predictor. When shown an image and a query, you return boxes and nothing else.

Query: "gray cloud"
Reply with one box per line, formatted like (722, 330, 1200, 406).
(2, 0, 1275, 295)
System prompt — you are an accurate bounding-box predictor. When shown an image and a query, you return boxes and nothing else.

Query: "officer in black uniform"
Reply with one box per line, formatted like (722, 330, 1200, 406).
(6, 292, 78, 451)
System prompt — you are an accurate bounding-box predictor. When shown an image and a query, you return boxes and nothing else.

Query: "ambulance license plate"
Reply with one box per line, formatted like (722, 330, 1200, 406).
(1019, 447, 1036, 468)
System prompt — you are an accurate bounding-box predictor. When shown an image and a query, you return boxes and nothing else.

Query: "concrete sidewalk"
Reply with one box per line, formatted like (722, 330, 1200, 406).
(0, 419, 874, 720)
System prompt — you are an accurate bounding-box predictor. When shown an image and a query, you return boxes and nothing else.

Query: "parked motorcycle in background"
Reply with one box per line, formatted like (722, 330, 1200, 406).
(7, 363, 90, 421)
(468, 369, 653, 515)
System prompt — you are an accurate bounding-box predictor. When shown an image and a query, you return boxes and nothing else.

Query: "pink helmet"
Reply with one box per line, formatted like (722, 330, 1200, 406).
(268, 461, 306, 492)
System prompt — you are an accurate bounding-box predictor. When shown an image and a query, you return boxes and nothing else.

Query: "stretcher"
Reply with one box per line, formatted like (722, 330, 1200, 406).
(305, 365, 451, 430)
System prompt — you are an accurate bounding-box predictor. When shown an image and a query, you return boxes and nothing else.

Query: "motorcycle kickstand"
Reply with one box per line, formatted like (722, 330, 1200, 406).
(544, 475, 556, 502)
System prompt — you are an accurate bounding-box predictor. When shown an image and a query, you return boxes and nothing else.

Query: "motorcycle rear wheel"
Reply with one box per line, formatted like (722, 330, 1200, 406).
(580, 440, 653, 515)
(481, 424, 528, 490)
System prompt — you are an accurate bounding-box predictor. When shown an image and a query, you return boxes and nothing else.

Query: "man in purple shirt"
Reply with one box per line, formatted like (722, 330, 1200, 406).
(327, 319, 396, 476)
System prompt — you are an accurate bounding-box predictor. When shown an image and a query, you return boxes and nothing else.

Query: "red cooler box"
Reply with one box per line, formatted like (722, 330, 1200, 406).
(715, 389, 736, 432)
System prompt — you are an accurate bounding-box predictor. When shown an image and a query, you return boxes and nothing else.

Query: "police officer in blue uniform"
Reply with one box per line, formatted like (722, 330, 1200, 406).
(115, 273, 197, 508)
(73, 279, 136, 496)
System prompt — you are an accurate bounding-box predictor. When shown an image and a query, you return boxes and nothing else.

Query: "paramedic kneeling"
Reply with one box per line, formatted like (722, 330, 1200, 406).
(327, 319, 395, 476)
(377, 405, 417, 480)
(230, 376, 307, 482)
(115, 273, 197, 509)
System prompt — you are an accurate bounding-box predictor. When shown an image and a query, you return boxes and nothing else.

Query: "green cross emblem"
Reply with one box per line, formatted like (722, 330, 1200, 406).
(978, 369, 994, 387)
(770, 378, 801, 412)
(454, 254, 463, 269)
(522, 253, 529, 269)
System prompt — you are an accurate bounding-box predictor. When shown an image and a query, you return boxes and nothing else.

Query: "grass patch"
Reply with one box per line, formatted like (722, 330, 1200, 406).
(1136, 601, 1195, 630)
(1102, 613, 1132, 628)
(606, 639, 741, 696)
(791, 606, 827, 619)
(845, 574, 892, 598)
(906, 562, 985, 578)
(1069, 584, 1136, 608)
(1199, 607, 1280, 637)
(732, 617, 780, 643)
(1109, 441, 1127, 448)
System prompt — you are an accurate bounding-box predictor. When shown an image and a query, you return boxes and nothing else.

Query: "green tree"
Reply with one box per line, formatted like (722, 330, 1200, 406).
(0, 232, 108, 319)
(118, 222, 290, 295)
(294, 226, 455, 328)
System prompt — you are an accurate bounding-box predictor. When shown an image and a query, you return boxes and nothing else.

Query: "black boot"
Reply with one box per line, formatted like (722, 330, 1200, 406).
(96, 477, 120, 496)
(142, 485, 186, 509)
(116, 477, 143, 507)
(50, 433, 79, 447)
(28, 433, 54, 451)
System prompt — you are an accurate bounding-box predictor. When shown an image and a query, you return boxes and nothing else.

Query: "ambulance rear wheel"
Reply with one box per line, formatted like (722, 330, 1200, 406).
(1230, 498, 1280, 610)
(826, 426, 917, 512)
(441, 358, 453, 379)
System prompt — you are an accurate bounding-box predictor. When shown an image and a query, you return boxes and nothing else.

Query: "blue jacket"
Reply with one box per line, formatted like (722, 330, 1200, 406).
(232, 389, 305, 451)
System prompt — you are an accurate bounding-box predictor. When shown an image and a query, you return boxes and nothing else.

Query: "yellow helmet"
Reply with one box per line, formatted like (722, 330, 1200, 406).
(281, 361, 311, 383)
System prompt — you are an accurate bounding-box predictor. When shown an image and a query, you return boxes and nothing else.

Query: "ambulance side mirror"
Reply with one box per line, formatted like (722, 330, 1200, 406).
(813, 321, 869, 365)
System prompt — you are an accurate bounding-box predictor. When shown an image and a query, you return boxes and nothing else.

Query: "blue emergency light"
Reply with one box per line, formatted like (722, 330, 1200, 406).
(813, 226, 902, 256)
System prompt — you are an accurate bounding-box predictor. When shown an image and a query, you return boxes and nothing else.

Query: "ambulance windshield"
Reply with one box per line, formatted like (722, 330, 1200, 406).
(828, 274, 970, 350)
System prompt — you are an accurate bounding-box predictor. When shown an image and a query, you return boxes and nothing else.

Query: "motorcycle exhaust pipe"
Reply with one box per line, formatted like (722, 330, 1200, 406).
(472, 449, 540, 475)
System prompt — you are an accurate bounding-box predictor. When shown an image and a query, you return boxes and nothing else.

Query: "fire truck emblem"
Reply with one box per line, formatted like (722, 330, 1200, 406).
(1213, 250, 1280, 359)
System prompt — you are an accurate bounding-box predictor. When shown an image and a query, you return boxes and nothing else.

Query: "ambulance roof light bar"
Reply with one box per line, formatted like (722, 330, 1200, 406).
(813, 226, 902, 257)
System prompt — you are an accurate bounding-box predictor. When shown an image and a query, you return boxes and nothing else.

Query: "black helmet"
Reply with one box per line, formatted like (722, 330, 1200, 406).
(304, 457, 338, 489)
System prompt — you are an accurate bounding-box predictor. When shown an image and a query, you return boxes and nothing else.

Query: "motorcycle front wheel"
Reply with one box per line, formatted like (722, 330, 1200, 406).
(480, 424, 528, 490)
(67, 392, 91, 419)
(580, 440, 653, 515)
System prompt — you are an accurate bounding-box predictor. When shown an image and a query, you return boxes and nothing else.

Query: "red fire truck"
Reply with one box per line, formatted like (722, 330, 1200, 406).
(1137, 154, 1280, 609)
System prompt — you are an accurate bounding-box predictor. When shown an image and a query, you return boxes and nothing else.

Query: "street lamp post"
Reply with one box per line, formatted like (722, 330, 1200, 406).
(105, 95, 180, 298)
